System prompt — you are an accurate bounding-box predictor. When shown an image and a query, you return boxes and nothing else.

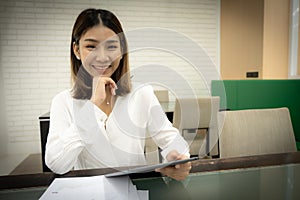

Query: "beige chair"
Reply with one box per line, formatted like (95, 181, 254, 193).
(218, 107, 297, 158)
(144, 136, 160, 164)
(154, 90, 169, 103)
(173, 96, 220, 157)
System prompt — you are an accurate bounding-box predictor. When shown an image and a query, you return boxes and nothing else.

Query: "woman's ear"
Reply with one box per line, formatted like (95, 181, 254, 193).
(73, 42, 81, 60)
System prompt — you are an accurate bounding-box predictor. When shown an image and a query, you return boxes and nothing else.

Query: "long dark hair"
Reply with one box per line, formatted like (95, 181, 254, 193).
(70, 8, 131, 99)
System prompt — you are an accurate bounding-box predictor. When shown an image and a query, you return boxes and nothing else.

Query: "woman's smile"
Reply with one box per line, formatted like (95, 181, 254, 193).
(91, 64, 112, 75)
(75, 25, 123, 78)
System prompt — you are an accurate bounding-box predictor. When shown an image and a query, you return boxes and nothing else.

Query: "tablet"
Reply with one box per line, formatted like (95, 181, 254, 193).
(105, 157, 199, 177)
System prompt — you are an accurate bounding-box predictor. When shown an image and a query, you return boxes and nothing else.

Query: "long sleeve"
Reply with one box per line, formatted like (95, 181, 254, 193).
(45, 90, 117, 174)
(138, 85, 190, 160)
(45, 91, 83, 174)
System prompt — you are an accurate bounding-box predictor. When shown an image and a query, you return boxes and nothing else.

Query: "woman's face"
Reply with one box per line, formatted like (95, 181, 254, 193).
(74, 25, 122, 77)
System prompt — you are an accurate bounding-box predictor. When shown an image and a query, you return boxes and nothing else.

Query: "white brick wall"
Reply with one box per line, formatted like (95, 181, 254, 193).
(0, 0, 220, 155)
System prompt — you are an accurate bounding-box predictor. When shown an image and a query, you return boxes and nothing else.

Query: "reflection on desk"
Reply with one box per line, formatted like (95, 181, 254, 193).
(0, 152, 300, 200)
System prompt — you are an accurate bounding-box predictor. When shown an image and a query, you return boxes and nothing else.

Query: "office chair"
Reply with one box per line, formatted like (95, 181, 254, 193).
(218, 107, 297, 158)
(173, 96, 220, 157)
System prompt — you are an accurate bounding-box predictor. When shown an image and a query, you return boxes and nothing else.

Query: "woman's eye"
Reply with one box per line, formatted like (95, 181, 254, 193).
(107, 45, 118, 50)
(86, 45, 96, 50)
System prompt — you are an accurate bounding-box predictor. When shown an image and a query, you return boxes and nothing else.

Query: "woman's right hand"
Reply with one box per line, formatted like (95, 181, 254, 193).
(90, 76, 118, 107)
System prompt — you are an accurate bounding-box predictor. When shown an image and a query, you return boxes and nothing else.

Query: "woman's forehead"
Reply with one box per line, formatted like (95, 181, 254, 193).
(81, 25, 119, 43)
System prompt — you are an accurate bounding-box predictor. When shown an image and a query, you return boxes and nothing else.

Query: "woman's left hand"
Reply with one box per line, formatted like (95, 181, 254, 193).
(155, 151, 192, 181)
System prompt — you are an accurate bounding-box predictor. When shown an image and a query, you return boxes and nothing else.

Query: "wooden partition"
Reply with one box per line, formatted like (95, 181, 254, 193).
(221, 0, 264, 79)
(221, 0, 290, 79)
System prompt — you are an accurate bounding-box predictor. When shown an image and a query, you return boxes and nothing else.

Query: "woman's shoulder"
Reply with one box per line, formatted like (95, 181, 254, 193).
(49, 89, 74, 114)
(125, 83, 157, 106)
(131, 82, 154, 96)
(52, 89, 73, 103)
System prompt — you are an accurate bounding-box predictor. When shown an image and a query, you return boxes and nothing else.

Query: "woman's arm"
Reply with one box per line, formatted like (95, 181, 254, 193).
(45, 91, 115, 174)
(145, 87, 189, 158)
(144, 86, 191, 180)
(45, 91, 85, 174)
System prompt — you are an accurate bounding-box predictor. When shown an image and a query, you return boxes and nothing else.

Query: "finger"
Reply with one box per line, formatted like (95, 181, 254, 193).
(172, 154, 189, 169)
(109, 80, 117, 89)
(93, 77, 106, 97)
(102, 77, 115, 85)
(105, 83, 115, 96)
(166, 150, 180, 161)
(176, 154, 189, 160)
(155, 168, 161, 173)
(158, 167, 189, 181)
(90, 77, 110, 106)
(176, 161, 192, 170)
(155, 167, 171, 176)
(176, 159, 191, 167)
(157, 166, 183, 176)
(106, 79, 118, 90)
(110, 83, 116, 96)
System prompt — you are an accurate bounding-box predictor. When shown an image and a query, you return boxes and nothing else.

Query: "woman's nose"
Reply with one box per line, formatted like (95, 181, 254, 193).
(95, 47, 109, 62)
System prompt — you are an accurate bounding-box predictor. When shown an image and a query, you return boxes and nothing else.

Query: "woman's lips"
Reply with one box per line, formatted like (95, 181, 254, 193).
(92, 65, 111, 74)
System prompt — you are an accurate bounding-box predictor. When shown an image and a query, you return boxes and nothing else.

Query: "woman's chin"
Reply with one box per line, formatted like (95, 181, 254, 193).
(95, 67, 113, 77)
(94, 72, 112, 78)
(85, 68, 110, 77)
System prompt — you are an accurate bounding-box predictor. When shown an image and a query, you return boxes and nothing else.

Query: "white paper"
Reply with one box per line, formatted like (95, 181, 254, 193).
(39, 176, 105, 200)
(128, 182, 140, 200)
(39, 175, 148, 200)
(102, 176, 129, 199)
(138, 190, 149, 200)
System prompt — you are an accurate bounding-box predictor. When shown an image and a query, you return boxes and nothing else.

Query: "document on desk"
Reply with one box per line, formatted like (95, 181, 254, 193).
(105, 157, 199, 177)
(39, 175, 148, 200)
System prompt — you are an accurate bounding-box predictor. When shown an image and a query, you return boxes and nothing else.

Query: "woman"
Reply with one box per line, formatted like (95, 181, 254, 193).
(45, 8, 191, 180)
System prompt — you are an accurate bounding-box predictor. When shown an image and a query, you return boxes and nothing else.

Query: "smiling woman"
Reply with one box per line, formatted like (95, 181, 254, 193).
(70, 9, 131, 100)
(74, 26, 123, 108)
(44, 8, 191, 181)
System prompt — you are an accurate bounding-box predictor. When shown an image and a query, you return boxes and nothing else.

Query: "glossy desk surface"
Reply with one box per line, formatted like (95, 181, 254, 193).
(1, 152, 300, 200)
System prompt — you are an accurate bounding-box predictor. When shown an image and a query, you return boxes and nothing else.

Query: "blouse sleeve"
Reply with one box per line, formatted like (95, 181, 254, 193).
(144, 86, 190, 160)
(45, 91, 115, 174)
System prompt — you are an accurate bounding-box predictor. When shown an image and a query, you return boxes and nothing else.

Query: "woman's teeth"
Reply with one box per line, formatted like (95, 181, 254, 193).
(93, 65, 110, 69)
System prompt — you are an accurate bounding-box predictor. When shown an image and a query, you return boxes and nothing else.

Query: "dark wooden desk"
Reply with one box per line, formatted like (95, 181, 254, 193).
(1, 152, 300, 190)
(1, 152, 300, 200)
(10, 154, 43, 175)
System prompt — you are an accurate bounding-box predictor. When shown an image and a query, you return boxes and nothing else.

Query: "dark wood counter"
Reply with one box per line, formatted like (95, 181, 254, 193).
(1, 151, 299, 190)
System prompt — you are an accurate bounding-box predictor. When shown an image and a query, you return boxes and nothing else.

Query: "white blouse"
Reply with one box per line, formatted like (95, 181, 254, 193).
(45, 84, 189, 174)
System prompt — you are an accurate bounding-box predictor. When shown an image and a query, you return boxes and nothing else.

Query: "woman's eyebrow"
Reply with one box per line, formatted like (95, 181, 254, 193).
(83, 38, 119, 43)
(105, 39, 119, 44)
(83, 38, 99, 43)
